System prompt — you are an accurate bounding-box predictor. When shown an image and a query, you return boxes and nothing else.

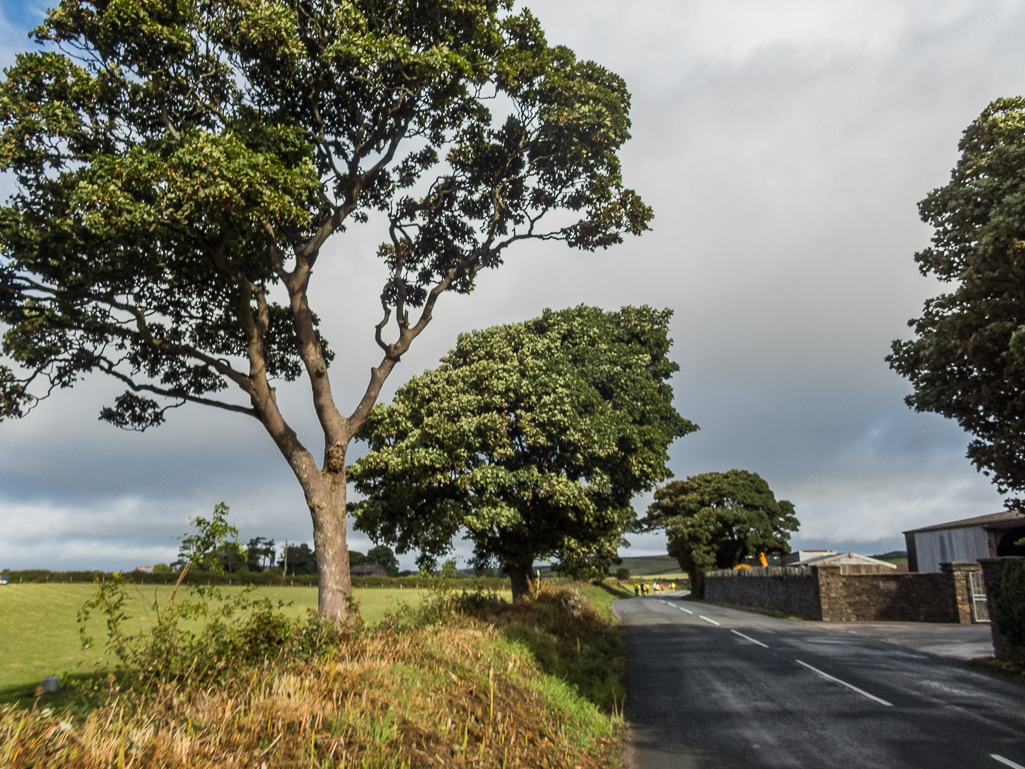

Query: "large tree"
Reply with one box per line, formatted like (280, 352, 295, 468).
(889, 97, 1025, 499)
(0, 0, 651, 620)
(643, 470, 798, 598)
(349, 305, 696, 599)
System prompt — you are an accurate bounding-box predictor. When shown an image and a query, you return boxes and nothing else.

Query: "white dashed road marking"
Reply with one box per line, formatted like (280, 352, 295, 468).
(730, 629, 768, 649)
(795, 660, 893, 707)
(699, 615, 721, 626)
(679, 607, 693, 615)
(992, 755, 1025, 769)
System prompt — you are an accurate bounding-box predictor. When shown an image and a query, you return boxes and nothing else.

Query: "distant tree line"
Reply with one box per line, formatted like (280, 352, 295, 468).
(166, 504, 399, 577)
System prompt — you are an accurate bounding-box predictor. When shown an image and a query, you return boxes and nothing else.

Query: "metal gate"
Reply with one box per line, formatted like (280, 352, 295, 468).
(969, 571, 990, 623)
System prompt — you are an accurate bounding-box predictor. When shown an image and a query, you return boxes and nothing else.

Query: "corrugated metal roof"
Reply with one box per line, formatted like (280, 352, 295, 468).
(903, 509, 1024, 535)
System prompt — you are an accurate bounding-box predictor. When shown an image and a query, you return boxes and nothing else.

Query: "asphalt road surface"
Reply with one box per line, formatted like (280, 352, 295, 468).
(617, 595, 1025, 769)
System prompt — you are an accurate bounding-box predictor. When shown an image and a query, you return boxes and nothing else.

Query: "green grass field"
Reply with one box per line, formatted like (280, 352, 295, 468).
(0, 583, 451, 693)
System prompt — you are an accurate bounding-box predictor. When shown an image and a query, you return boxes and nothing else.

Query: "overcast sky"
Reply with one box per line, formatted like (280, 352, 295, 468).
(1, 0, 1021, 572)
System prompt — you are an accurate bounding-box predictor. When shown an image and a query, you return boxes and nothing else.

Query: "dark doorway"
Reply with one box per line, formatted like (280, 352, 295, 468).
(996, 526, 1025, 557)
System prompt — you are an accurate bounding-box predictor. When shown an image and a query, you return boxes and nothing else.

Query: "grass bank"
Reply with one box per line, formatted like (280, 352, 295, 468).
(0, 580, 630, 768)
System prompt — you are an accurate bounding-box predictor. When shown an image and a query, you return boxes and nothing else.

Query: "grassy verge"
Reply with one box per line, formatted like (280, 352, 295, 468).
(0, 583, 513, 694)
(0, 580, 627, 768)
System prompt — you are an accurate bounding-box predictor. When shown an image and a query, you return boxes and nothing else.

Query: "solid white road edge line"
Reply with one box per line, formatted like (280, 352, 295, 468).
(992, 755, 1025, 769)
(795, 660, 893, 707)
(679, 607, 694, 615)
(699, 615, 721, 626)
(731, 629, 768, 649)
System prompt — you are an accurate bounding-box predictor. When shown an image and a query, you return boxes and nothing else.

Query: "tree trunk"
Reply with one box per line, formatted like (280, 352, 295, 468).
(292, 459, 352, 623)
(508, 561, 533, 602)
(689, 566, 705, 599)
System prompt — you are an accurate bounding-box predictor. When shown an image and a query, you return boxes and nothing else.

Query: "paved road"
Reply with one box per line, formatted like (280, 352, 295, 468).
(815, 620, 995, 660)
(617, 596, 1025, 769)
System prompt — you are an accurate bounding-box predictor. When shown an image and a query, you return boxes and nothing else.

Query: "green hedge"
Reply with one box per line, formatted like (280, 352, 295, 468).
(0, 569, 511, 591)
(992, 558, 1025, 646)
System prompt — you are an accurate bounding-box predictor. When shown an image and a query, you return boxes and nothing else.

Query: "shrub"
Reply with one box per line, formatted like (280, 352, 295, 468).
(77, 570, 350, 689)
(992, 559, 1025, 646)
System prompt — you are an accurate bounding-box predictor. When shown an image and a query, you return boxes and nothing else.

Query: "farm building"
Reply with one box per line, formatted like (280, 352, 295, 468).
(783, 549, 836, 566)
(784, 551, 897, 570)
(904, 510, 1025, 573)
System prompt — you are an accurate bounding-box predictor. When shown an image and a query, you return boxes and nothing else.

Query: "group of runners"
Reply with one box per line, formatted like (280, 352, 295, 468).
(633, 581, 675, 596)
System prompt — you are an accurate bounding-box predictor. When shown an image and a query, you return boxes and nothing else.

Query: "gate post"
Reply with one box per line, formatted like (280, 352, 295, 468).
(940, 561, 982, 624)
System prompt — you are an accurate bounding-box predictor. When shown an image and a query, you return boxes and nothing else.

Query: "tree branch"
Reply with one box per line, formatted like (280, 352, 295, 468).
(96, 361, 260, 418)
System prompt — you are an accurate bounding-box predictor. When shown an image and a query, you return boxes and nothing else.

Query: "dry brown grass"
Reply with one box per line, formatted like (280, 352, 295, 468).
(0, 583, 622, 768)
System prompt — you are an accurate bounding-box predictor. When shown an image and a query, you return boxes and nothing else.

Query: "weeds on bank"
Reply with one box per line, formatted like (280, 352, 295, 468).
(0, 575, 624, 768)
(967, 657, 1025, 686)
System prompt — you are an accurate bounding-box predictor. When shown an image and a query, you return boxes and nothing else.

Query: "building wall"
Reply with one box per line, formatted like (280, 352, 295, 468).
(705, 562, 981, 623)
(912, 527, 990, 573)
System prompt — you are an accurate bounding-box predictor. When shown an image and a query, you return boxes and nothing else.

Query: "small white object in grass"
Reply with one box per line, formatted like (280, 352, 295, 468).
(43, 676, 60, 693)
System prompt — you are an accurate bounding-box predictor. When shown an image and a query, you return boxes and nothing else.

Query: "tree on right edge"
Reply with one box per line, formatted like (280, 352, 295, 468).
(643, 470, 799, 598)
(888, 98, 1025, 501)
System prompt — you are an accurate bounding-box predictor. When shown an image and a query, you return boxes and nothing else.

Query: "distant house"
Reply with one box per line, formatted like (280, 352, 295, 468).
(135, 565, 154, 574)
(785, 551, 897, 571)
(351, 564, 387, 578)
(904, 510, 1025, 573)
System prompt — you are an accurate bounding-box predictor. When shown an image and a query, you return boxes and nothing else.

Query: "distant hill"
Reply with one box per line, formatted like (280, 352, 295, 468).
(871, 551, 909, 568)
(611, 555, 682, 577)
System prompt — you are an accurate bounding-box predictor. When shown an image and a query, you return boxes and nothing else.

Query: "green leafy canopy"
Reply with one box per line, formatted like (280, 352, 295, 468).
(348, 305, 696, 595)
(889, 97, 1025, 498)
(0, 0, 652, 429)
(642, 469, 799, 597)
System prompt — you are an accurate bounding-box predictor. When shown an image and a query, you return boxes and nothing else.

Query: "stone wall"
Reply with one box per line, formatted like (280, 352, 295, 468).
(979, 557, 1025, 665)
(705, 562, 982, 623)
(705, 566, 822, 620)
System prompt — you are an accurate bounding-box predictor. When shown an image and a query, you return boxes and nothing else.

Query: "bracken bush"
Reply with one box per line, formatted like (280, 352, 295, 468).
(0, 576, 625, 768)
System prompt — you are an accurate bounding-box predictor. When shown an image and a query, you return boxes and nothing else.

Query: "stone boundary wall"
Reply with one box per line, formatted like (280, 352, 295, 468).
(705, 566, 822, 619)
(980, 557, 1025, 665)
(705, 562, 981, 623)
